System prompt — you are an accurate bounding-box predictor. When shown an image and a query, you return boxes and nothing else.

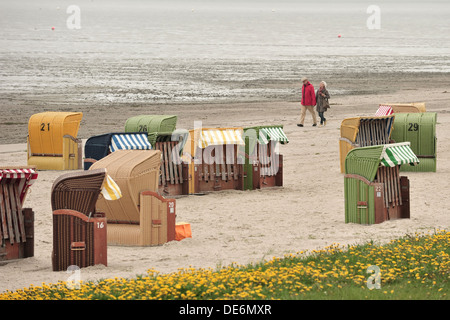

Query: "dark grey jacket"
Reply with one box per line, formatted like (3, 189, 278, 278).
(315, 88, 330, 113)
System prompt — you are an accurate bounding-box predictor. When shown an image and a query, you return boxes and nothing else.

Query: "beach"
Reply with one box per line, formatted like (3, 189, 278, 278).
(0, 0, 449, 294)
(1, 72, 449, 293)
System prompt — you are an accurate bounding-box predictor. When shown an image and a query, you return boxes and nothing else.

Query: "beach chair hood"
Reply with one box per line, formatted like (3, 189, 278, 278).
(89, 150, 161, 223)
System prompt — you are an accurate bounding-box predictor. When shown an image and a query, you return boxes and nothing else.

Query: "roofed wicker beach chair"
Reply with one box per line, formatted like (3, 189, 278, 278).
(242, 125, 289, 190)
(379, 102, 426, 113)
(185, 127, 245, 194)
(123, 115, 189, 197)
(90, 150, 177, 246)
(51, 168, 110, 271)
(0, 166, 38, 261)
(83, 132, 152, 170)
(344, 142, 419, 224)
(339, 115, 395, 173)
(27, 111, 83, 170)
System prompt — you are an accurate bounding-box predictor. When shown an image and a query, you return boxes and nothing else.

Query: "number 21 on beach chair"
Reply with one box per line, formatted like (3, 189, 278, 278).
(27, 112, 83, 170)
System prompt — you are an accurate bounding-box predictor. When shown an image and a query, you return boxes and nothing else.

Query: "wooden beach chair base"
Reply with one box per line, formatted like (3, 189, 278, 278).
(251, 154, 284, 189)
(0, 208, 34, 262)
(345, 173, 410, 225)
(51, 169, 108, 271)
(0, 166, 37, 262)
(52, 209, 107, 271)
(193, 145, 244, 193)
(106, 191, 176, 246)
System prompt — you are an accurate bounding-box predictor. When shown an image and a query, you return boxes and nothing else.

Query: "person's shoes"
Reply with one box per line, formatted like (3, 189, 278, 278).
(312, 123, 317, 127)
(297, 124, 304, 127)
(319, 123, 323, 127)
(324, 120, 327, 126)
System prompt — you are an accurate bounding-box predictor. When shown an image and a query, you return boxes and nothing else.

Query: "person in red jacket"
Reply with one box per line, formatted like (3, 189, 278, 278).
(298, 77, 317, 127)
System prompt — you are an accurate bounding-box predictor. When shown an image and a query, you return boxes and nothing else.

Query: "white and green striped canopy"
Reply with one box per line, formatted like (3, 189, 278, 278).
(258, 127, 289, 144)
(380, 142, 419, 167)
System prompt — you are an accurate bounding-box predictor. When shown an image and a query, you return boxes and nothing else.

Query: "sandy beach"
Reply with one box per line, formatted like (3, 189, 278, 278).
(0, 71, 449, 293)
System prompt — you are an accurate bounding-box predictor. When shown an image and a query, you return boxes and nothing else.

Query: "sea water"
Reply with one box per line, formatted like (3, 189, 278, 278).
(0, 0, 449, 103)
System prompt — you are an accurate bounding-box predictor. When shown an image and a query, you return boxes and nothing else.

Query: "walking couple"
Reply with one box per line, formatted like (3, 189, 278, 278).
(297, 77, 330, 127)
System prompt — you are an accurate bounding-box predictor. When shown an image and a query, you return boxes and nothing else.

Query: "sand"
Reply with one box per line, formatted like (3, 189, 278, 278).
(0, 72, 449, 293)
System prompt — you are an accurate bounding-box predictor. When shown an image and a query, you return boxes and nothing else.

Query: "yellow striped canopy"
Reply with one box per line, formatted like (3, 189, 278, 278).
(199, 128, 245, 148)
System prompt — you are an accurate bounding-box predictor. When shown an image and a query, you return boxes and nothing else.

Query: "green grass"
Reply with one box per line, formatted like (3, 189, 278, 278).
(0, 229, 449, 300)
(280, 281, 449, 300)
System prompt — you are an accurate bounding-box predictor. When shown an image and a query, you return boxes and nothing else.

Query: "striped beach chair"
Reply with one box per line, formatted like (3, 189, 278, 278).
(186, 127, 245, 194)
(84, 132, 151, 170)
(344, 142, 418, 224)
(339, 115, 395, 173)
(148, 130, 190, 196)
(242, 125, 289, 190)
(124, 115, 191, 196)
(0, 166, 38, 261)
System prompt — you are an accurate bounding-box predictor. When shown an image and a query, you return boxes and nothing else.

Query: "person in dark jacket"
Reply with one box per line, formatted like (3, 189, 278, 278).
(315, 81, 330, 126)
(298, 77, 317, 127)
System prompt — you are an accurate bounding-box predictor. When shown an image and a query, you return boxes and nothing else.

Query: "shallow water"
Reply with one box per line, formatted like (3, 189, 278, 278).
(1, 0, 449, 104)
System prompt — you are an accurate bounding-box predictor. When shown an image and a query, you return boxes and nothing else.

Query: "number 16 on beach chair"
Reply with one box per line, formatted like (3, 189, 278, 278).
(0, 167, 38, 261)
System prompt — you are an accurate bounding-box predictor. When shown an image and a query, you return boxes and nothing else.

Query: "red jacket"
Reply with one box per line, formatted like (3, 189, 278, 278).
(301, 81, 316, 106)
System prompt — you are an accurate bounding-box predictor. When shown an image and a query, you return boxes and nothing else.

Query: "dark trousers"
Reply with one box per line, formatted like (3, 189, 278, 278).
(318, 112, 326, 124)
